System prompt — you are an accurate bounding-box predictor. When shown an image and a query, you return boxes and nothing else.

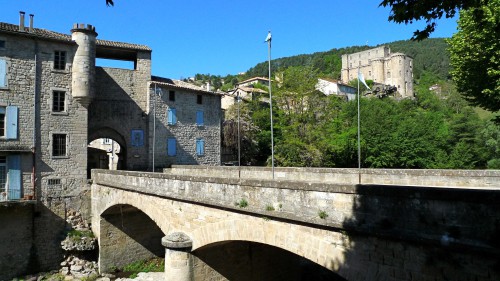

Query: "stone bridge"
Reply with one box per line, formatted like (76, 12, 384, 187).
(91, 166, 500, 281)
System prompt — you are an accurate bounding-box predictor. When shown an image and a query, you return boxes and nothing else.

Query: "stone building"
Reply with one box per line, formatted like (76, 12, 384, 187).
(315, 78, 357, 101)
(341, 46, 414, 98)
(0, 12, 220, 279)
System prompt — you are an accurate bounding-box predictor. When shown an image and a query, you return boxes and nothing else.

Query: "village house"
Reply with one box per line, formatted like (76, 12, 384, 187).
(0, 12, 221, 278)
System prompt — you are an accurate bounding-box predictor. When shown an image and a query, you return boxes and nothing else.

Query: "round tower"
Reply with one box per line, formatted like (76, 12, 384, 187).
(71, 23, 97, 107)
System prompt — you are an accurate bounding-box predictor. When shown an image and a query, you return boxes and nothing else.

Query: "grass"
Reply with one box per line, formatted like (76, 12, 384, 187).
(122, 257, 164, 278)
(67, 229, 95, 238)
(265, 205, 275, 211)
(235, 198, 248, 208)
(318, 210, 328, 219)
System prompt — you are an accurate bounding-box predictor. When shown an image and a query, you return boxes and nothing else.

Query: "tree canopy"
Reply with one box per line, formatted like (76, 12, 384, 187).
(379, 0, 488, 40)
(447, 0, 500, 116)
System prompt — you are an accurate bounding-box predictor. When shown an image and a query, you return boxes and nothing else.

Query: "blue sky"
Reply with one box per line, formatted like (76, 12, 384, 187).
(2, 1, 458, 79)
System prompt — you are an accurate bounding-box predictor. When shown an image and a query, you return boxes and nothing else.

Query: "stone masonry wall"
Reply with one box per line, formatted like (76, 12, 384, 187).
(167, 165, 500, 188)
(150, 84, 221, 168)
(0, 203, 35, 281)
(92, 170, 500, 280)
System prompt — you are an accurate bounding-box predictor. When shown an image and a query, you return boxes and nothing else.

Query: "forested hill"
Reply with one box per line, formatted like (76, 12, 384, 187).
(245, 38, 450, 81)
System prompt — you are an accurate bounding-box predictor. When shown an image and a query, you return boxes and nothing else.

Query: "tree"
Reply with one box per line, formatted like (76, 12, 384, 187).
(106, 0, 114, 6)
(447, 0, 500, 116)
(379, 0, 487, 40)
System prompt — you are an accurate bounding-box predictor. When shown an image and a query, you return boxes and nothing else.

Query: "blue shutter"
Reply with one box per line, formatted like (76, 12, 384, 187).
(131, 130, 144, 147)
(6, 106, 18, 139)
(196, 139, 205, 156)
(196, 111, 204, 126)
(7, 155, 21, 200)
(167, 138, 176, 156)
(0, 59, 6, 87)
(168, 108, 177, 125)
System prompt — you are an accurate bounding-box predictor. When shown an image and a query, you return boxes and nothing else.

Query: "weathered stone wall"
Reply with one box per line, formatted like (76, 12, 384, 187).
(0, 202, 35, 281)
(167, 165, 500, 188)
(149, 84, 221, 168)
(91, 170, 500, 280)
(90, 65, 151, 170)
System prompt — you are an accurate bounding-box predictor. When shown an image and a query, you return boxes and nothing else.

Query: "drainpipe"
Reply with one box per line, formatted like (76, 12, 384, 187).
(32, 42, 38, 200)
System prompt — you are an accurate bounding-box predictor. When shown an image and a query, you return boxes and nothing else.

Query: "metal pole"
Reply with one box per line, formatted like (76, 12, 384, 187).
(357, 75, 361, 184)
(268, 33, 275, 180)
(152, 84, 156, 172)
(237, 90, 241, 179)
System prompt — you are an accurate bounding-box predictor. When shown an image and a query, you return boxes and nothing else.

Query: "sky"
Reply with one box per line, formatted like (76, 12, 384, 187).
(1, 1, 459, 79)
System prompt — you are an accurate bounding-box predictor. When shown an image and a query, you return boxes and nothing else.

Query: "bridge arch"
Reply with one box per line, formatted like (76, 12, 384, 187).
(190, 218, 348, 278)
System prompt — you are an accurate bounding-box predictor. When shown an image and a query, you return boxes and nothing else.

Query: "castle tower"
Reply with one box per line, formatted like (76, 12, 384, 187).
(71, 23, 97, 107)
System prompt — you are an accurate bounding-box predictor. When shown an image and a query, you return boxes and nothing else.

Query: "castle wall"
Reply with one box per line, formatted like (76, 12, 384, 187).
(341, 46, 414, 98)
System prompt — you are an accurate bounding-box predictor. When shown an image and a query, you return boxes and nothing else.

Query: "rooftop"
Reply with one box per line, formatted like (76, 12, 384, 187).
(0, 21, 151, 52)
(151, 76, 221, 96)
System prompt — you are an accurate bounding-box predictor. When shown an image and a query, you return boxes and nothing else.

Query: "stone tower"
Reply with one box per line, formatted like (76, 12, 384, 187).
(71, 23, 97, 107)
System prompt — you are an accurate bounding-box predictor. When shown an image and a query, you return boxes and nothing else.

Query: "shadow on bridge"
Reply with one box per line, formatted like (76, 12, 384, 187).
(192, 240, 346, 281)
(99, 204, 164, 272)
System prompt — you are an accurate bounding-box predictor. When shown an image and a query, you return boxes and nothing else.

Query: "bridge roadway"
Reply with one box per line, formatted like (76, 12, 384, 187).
(91, 166, 500, 281)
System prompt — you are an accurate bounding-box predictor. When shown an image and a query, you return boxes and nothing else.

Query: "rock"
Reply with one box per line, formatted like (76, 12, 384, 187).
(70, 265, 83, 271)
(96, 278, 111, 281)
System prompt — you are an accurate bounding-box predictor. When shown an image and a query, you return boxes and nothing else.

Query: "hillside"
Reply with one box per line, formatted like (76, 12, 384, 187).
(244, 38, 450, 81)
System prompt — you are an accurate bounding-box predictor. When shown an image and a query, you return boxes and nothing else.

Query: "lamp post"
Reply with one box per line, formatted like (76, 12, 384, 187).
(237, 90, 241, 178)
(152, 84, 162, 172)
(265, 31, 275, 180)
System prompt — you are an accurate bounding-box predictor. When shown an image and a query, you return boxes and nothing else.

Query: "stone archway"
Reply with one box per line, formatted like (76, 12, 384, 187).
(87, 127, 127, 178)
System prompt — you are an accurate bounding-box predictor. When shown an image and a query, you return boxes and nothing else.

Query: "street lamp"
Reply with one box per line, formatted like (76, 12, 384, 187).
(152, 84, 162, 172)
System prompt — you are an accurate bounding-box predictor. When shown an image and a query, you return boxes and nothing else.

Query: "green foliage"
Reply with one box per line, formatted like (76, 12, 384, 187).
(67, 229, 95, 238)
(122, 258, 164, 277)
(318, 210, 328, 219)
(379, 0, 485, 40)
(235, 198, 248, 208)
(265, 205, 275, 211)
(448, 0, 500, 116)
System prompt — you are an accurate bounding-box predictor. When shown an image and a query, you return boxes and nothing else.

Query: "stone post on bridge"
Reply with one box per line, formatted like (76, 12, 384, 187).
(162, 232, 194, 281)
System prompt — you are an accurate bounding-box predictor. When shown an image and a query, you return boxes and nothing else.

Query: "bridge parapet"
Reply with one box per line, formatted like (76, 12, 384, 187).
(92, 169, 500, 256)
(166, 165, 500, 188)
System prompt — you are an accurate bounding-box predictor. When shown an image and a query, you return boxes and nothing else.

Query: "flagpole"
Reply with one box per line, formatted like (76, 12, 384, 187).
(267, 31, 275, 180)
(357, 73, 361, 184)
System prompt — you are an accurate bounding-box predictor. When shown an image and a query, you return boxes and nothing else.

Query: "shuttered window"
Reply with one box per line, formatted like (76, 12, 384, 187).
(7, 154, 21, 200)
(0, 106, 18, 139)
(0, 59, 6, 87)
(167, 108, 177, 125)
(196, 138, 205, 156)
(167, 138, 176, 156)
(196, 111, 204, 126)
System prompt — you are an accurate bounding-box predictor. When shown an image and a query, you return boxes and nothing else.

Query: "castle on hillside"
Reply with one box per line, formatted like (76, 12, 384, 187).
(341, 46, 414, 98)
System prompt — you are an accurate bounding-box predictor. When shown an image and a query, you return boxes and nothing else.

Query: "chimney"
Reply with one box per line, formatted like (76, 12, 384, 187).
(19, 11, 25, 31)
(29, 14, 34, 32)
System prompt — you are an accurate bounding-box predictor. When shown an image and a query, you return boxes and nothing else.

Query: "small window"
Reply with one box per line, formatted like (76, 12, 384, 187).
(197, 95, 202, 104)
(387, 71, 391, 78)
(54, 51, 66, 70)
(102, 138, 112, 145)
(368, 71, 371, 76)
(52, 91, 66, 112)
(167, 138, 176, 156)
(169, 90, 175, 101)
(196, 138, 205, 156)
(52, 134, 67, 157)
(48, 178, 61, 185)
(0, 40, 5, 49)
(0, 106, 18, 139)
(167, 108, 177, 125)
(196, 111, 204, 126)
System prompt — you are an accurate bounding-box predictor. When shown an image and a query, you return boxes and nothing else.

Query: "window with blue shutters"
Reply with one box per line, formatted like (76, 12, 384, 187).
(196, 138, 205, 156)
(131, 130, 144, 147)
(196, 111, 204, 126)
(167, 108, 177, 125)
(167, 138, 176, 156)
(7, 154, 21, 200)
(0, 59, 6, 87)
(0, 106, 18, 139)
